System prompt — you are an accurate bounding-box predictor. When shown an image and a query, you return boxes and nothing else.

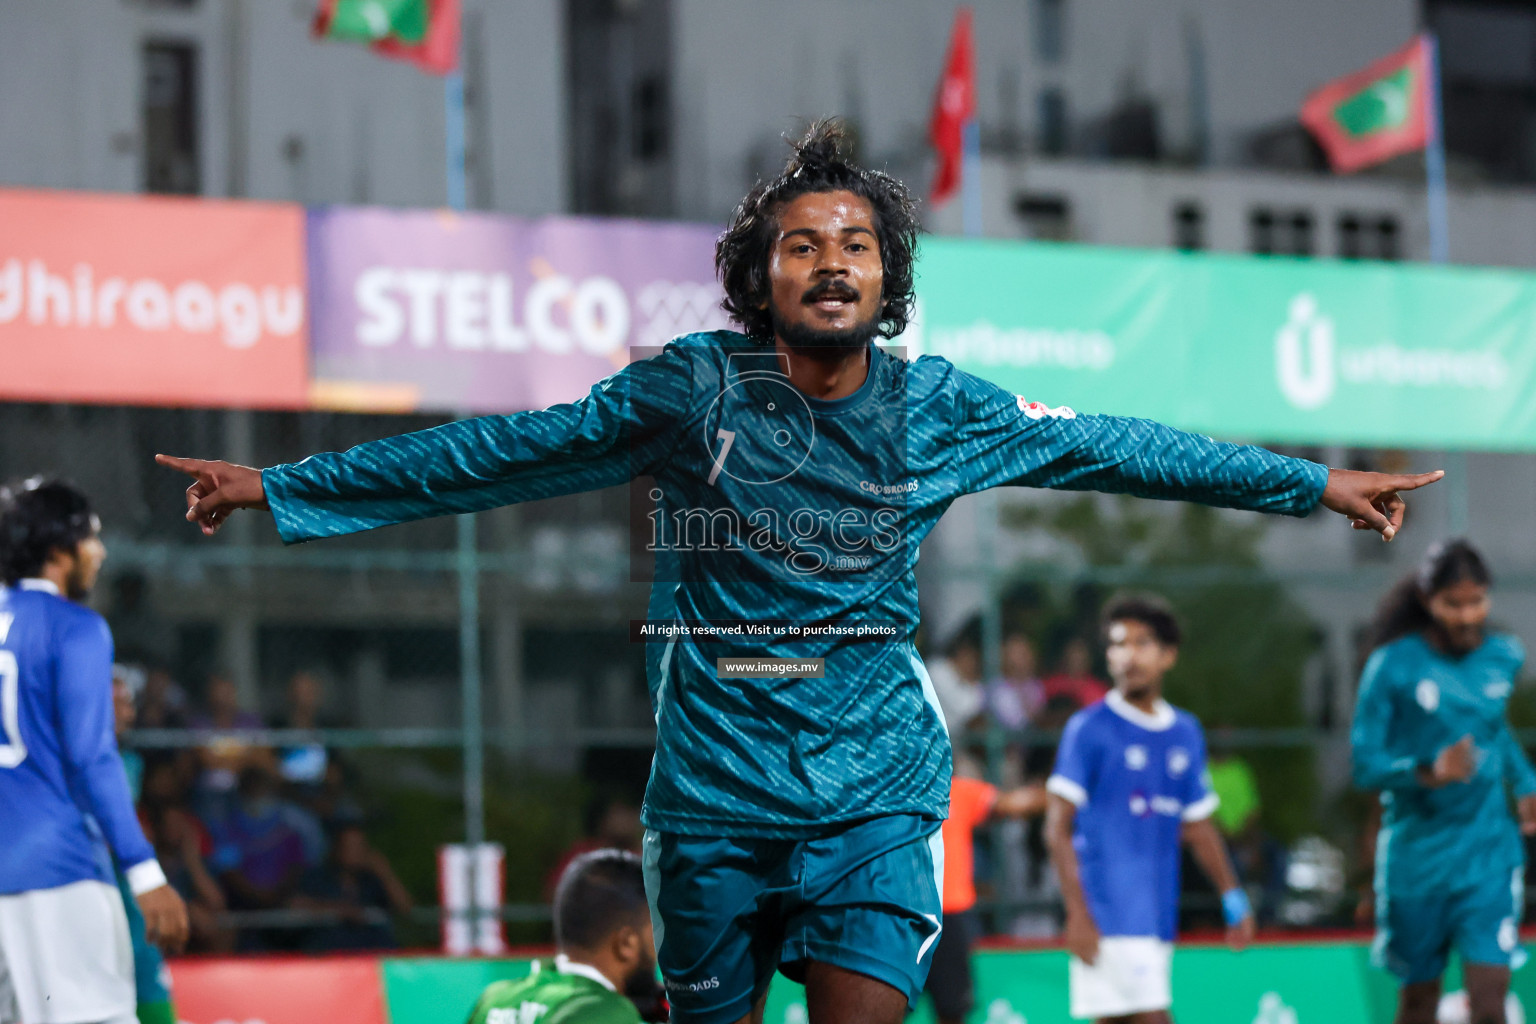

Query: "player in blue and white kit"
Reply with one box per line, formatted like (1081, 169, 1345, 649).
(1353, 540, 1536, 1024)
(1046, 595, 1252, 1023)
(158, 122, 1436, 1024)
(0, 480, 187, 1024)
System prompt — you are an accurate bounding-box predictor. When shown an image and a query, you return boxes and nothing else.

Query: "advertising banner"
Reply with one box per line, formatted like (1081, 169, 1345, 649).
(173, 938, 1536, 1024)
(914, 239, 1536, 450)
(170, 955, 387, 1024)
(0, 189, 307, 409)
(306, 206, 729, 414)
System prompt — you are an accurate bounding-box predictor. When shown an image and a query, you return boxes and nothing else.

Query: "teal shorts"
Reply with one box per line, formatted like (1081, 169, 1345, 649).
(1374, 864, 1528, 983)
(114, 871, 173, 1006)
(642, 814, 944, 1024)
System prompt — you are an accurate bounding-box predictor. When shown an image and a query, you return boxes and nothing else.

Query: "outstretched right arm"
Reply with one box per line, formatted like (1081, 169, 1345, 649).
(159, 346, 694, 542)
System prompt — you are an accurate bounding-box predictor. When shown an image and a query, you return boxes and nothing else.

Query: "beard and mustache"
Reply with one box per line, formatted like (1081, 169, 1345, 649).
(768, 279, 881, 356)
(623, 950, 669, 1023)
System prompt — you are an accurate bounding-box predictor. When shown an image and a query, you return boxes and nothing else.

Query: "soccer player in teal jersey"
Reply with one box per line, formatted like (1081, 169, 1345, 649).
(1354, 540, 1536, 1024)
(160, 121, 1440, 1024)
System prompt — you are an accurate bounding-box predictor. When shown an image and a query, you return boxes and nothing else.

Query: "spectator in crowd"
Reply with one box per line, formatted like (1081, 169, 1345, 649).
(276, 669, 335, 797)
(291, 820, 413, 951)
(135, 665, 188, 730)
(985, 632, 1045, 734)
(210, 763, 312, 948)
(189, 672, 266, 816)
(139, 755, 231, 951)
(1040, 636, 1109, 711)
(929, 618, 986, 741)
(926, 763, 1046, 1024)
(113, 665, 146, 800)
(547, 796, 645, 900)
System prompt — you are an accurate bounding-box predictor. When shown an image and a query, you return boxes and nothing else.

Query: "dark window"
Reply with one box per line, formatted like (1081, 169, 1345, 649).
(1251, 207, 1314, 256)
(566, 0, 673, 216)
(1014, 194, 1072, 241)
(1288, 211, 1314, 256)
(142, 41, 200, 194)
(633, 75, 667, 161)
(1172, 202, 1204, 251)
(1336, 212, 1401, 260)
(1033, 0, 1066, 63)
(1377, 217, 1400, 261)
(1337, 214, 1362, 259)
(1249, 208, 1276, 255)
(1038, 88, 1068, 155)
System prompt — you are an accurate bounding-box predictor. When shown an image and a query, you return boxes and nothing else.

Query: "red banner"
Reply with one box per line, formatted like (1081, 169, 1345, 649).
(0, 189, 308, 409)
(171, 956, 387, 1024)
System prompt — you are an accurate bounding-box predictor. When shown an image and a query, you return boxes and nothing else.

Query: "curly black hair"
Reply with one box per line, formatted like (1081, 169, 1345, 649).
(1101, 592, 1183, 648)
(0, 478, 96, 585)
(716, 119, 919, 342)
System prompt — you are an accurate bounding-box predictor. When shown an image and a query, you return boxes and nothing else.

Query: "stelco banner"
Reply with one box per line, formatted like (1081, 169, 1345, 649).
(912, 239, 1536, 451)
(306, 206, 730, 413)
(0, 189, 308, 408)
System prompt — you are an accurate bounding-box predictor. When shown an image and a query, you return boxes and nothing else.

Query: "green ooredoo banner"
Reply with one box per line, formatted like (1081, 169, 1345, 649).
(911, 239, 1536, 451)
(366, 938, 1535, 1024)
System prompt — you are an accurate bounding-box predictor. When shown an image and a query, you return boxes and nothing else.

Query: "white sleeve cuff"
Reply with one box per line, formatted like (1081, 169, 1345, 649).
(1047, 774, 1088, 807)
(125, 859, 168, 896)
(1182, 792, 1220, 822)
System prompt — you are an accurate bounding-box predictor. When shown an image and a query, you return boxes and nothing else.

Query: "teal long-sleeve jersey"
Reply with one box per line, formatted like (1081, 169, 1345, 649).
(1352, 632, 1536, 891)
(264, 331, 1328, 837)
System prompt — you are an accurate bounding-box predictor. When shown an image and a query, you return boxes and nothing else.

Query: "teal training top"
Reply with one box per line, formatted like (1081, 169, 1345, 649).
(1352, 631, 1536, 892)
(263, 331, 1328, 837)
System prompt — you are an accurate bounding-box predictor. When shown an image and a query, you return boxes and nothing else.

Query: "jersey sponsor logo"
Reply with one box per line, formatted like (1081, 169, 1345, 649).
(1167, 747, 1191, 777)
(1486, 681, 1513, 700)
(487, 1003, 550, 1024)
(665, 976, 721, 993)
(1416, 679, 1440, 712)
(1125, 745, 1148, 770)
(1015, 395, 1076, 420)
(1129, 791, 1183, 818)
(858, 480, 918, 496)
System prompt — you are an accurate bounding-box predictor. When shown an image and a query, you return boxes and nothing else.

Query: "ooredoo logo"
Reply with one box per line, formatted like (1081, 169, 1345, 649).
(1275, 293, 1336, 410)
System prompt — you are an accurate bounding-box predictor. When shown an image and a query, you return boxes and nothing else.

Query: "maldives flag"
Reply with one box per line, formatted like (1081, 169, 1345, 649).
(312, 0, 460, 75)
(929, 7, 976, 207)
(1300, 35, 1432, 174)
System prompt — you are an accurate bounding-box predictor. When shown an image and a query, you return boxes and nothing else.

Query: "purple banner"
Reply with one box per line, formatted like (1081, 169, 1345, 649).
(306, 206, 728, 413)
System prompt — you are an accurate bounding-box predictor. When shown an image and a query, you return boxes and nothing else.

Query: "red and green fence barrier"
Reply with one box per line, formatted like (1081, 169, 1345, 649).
(165, 936, 1532, 1024)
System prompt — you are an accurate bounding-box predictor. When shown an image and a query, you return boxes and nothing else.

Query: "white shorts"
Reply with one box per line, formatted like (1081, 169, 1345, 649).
(0, 879, 135, 1024)
(1069, 935, 1173, 1020)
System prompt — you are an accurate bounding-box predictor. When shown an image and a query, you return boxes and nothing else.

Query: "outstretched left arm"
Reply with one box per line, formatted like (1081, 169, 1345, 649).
(949, 367, 1441, 540)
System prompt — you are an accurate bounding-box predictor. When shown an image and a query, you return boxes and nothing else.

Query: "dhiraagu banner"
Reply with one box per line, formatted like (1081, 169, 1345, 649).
(911, 238, 1536, 450)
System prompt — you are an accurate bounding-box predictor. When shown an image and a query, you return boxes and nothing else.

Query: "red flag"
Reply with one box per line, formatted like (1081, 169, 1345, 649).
(372, 0, 459, 75)
(313, 0, 460, 76)
(1300, 35, 1432, 174)
(929, 7, 976, 207)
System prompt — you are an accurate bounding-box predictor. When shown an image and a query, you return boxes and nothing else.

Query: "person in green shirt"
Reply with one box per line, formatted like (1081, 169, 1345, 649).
(468, 850, 663, 1024)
